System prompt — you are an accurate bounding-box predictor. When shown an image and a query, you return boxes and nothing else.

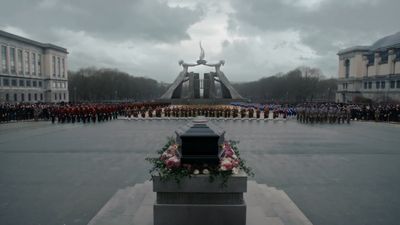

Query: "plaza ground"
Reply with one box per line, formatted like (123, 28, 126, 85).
(0, 119, 399, 225)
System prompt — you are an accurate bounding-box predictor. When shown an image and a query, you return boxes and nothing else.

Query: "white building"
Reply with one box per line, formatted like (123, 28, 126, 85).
(336, 32, 400, 103)
(0, 30, 69, 103)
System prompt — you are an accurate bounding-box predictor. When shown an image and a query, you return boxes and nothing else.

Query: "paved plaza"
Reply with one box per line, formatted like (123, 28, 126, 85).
(0, 119, 399, 225)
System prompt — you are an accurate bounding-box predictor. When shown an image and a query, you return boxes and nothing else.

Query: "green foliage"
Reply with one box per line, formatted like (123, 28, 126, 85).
(233, 67, 337, 102)
(68, 67, 168, 102)
(146, 138, 254, 187)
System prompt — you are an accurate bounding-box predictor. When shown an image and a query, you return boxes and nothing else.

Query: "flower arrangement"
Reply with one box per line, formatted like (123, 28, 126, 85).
(146, 137, 254, 185)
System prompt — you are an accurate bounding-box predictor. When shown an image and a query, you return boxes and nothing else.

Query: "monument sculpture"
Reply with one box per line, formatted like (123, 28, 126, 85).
(160, 42, 244, 102)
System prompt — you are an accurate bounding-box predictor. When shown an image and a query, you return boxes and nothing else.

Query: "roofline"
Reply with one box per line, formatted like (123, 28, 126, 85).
(337, 46, 370, 55)
(0, 30, 68, 54)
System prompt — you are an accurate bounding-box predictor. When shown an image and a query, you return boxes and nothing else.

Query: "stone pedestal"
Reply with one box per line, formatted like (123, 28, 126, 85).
(153, 173, 247, 225)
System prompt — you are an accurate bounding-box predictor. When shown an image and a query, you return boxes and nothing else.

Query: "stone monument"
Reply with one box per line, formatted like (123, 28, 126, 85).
(153, 117, 247, 225)
(160, 42, 245, 103)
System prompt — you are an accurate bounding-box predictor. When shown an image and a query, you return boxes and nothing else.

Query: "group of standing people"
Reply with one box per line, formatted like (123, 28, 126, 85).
(1, 102, 399, 124)
(296, 104, 351, 124)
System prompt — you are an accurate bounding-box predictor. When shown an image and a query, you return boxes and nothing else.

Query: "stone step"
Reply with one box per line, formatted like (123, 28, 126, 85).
(88, 180, 313, 225)
(132, 183, 155, 225)
(247, 206, 284, 225)
(87, 183, 150, 225)
(245, 182, 278, 217)
(258, 184, 312, 225)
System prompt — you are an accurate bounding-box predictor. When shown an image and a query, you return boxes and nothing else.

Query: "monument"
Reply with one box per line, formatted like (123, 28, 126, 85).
(153, 117, 247, 225)
(160, 42, 245, 103)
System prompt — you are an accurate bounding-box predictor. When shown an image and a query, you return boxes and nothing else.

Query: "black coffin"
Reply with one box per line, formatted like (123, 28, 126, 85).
(176, 117, 225, 165)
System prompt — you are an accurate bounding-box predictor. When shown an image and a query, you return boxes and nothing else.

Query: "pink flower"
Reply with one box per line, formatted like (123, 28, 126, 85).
(220, 157, 234, 171)
(165, 156, 180, 169)
(160, 152, 173, 161)
(166, 144, 178, 154)
(224, 149, 234, 157)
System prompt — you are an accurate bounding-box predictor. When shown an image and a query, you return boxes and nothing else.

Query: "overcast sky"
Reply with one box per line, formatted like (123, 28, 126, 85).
(1, 0, 399, 82)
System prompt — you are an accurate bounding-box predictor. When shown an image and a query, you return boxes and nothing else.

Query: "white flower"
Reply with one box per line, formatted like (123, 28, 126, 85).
(193, 169, 200, 175)
(202, 169, 209, 175)
(232, 167, 239, 175)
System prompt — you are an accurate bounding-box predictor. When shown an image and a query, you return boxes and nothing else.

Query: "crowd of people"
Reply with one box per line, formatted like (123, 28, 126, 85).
(1, 102, 399, 124)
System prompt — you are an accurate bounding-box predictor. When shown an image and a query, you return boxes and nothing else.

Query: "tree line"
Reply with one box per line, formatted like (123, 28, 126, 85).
(68, 68, 167, 102)
(67, 67, 337, 103)
(233, 67, 337, 103)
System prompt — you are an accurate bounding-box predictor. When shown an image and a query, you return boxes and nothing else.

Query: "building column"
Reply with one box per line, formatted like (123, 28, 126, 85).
(6, 46, 11, 74)
(362, 55, 369, 77)
(374, 52, 380, 76)
(388, 49, 395, 75)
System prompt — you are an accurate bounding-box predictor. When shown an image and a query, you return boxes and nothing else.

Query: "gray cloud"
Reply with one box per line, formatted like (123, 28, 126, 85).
(0, 0, 203, 43)
(229, 0, 400, 53)
(1, 0, 398, 82)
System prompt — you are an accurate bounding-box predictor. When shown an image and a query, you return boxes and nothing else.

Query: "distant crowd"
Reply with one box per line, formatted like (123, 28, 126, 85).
(0, 102, 399, 124)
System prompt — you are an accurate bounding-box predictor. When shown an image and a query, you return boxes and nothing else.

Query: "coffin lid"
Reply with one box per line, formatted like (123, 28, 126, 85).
(175, 116, 225, 139)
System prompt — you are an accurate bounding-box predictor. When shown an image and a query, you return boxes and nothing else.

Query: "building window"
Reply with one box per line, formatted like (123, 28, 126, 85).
(34, 93, 37, 101)
(5, 93, 9, 102)
(57, 57, 61, 77)
(11, 79, 17, 87)
(10, 47, 16, 74)
(375, 81, 380, 89)
(24, 51, 30, 75)
(390, 81, 395, 89)
(63, 93, 66, 100)
(40, 93, 43, 101)
(37, 54, 42, 76)
(21, 93, 25, 102)
(364, 82, 367, 89)
(26, 80, 31, 87)
(19, 79, 25, 87)
(18, 49, 23, 74)
(1, 46, 8, 73)
(368, 82, 372, 89)
(344, 59, 350, 78)
(31, 53, 36, 75)
(33, 80, 37, 87)
(381, 81, 385, 89)
(14, 93, 17, 101)
(28, 93, 31, 101)
(380, 51, 388, 64)
(54, 93, 57, 100)
(62, 58, 65, 77)
(3, 78, 9, 86)
(38, 81, 42, 87)
(367, 54, 375, 66)
(397, 80, 400, 88)
(396, 49, 400, 61)
(52, 56, 56, 77)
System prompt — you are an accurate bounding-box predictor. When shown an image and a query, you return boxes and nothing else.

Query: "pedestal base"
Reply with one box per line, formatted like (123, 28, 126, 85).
(154, 204, 246, 225)
(153, 174, 247, 225)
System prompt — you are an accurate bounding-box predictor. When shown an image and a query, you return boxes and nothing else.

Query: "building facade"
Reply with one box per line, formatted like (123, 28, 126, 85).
(336, 32, 400, 103)
(0, 30, 68, 103)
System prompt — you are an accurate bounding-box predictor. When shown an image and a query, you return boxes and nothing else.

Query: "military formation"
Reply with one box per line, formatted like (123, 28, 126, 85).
(1, 102, 400, 124)
(296, 104, 351, 124)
